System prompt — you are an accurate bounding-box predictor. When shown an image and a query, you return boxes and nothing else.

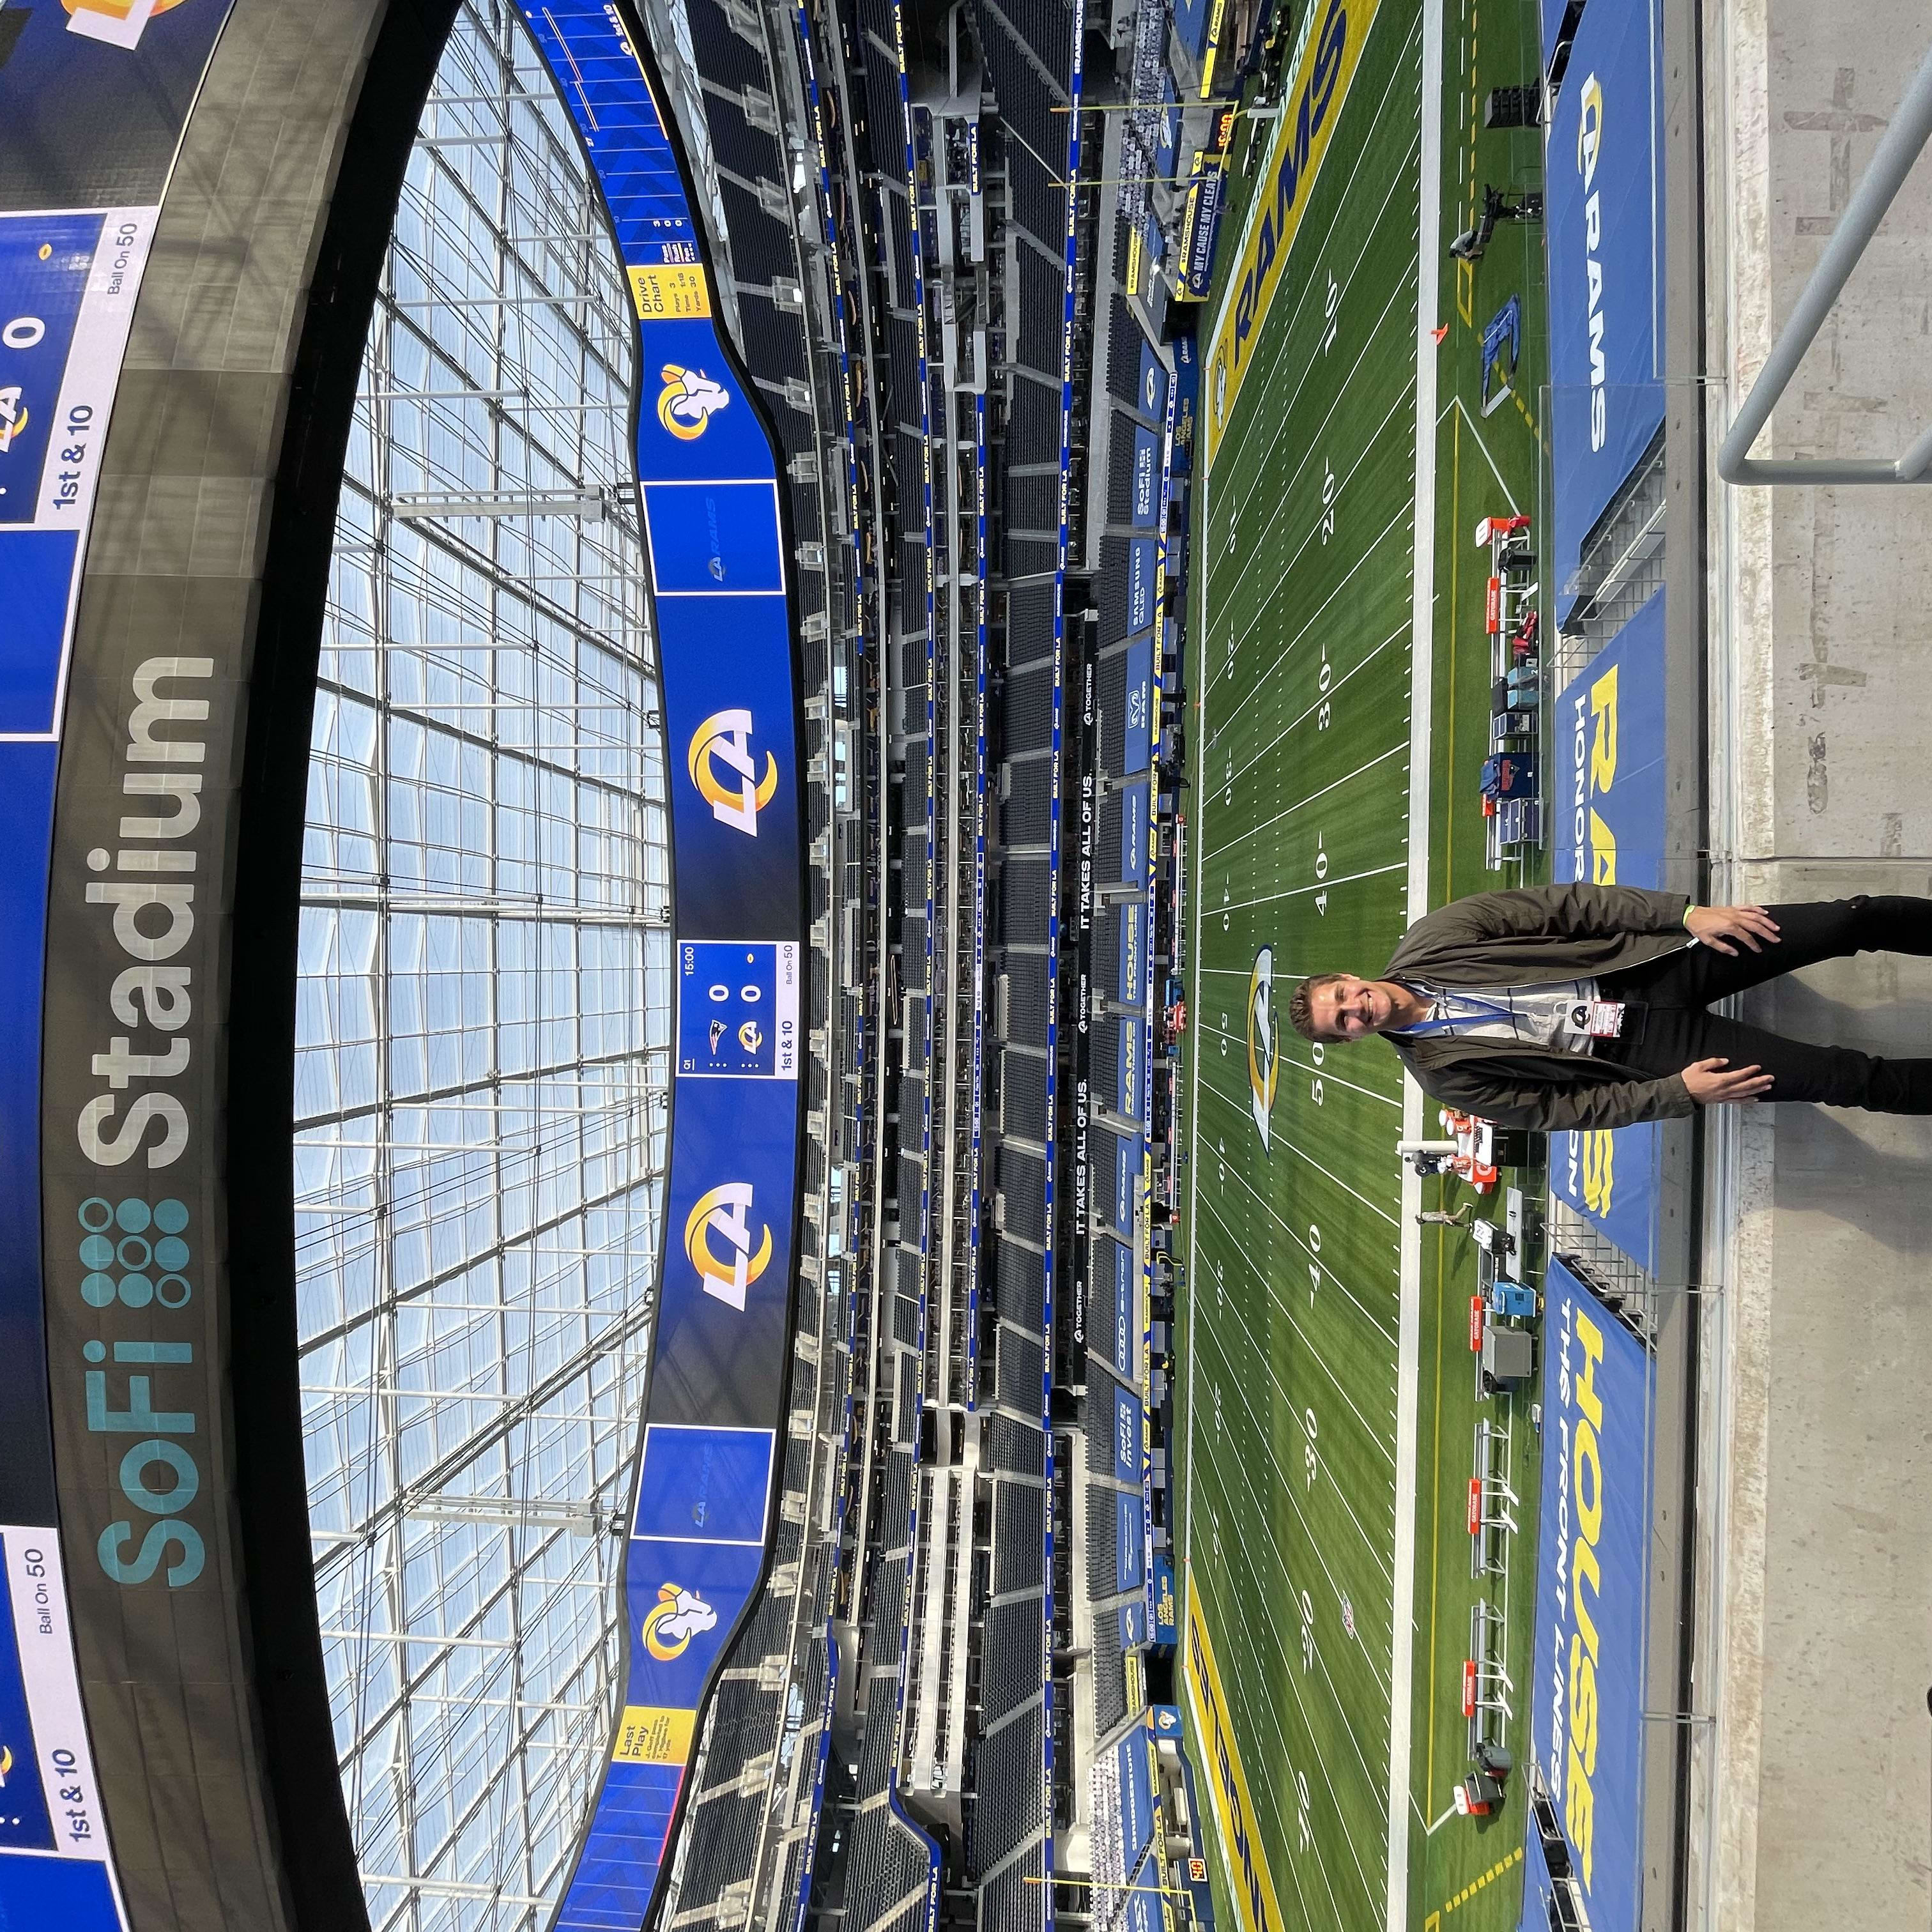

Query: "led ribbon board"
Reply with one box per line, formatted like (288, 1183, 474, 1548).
(0, 6, 231, 1928)
(518, 6, 805, 1926)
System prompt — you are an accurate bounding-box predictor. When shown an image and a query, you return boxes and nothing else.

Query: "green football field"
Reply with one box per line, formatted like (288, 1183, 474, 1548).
(1175, 1, 1552, 1927)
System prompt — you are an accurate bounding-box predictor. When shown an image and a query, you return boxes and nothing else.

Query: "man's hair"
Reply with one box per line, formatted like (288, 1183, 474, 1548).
(1287, 972, 1347, 1042)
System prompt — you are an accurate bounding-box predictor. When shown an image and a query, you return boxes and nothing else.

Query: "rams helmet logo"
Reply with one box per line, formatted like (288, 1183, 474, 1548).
(641, 1583, 718, 1661)
(657, 364, 730, 440)
(688, 709, 779, 834)
(1247, 946, 1278, 1151)
(684, 1182, 772, 1310)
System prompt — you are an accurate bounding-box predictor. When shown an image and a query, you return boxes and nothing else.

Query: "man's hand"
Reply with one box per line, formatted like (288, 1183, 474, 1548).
(1685, 903, 1781, 955)
(1681, 1057, 1775, 1105)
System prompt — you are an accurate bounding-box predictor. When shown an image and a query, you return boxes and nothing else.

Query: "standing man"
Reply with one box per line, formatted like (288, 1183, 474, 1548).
(1286, 884, 1932, 1130)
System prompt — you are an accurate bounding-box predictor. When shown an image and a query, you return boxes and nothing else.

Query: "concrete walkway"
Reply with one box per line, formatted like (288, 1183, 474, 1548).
(1699, 4, 1932, 1926)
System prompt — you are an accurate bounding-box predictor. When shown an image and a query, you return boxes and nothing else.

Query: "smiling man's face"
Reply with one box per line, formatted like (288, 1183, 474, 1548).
(1308, 974, 1394, 1040)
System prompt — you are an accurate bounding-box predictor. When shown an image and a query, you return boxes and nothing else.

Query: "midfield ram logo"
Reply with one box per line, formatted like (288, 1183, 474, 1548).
(1575, 72, 1608, 452)
(687, 709, 779, 834)
(683, 1183, 773, 1310)
(1246, 946, 1279, 1151)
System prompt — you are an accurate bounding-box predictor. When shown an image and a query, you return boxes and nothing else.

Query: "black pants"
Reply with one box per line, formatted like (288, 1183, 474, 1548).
(1598, 896, 1932, 1113)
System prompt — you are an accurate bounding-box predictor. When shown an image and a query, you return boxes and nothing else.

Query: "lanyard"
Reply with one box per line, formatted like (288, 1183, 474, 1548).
(1403, 994, 1520, 1036)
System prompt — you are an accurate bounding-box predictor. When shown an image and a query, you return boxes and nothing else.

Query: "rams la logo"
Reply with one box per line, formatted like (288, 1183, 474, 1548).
(1575, 72, 1604, 185)
(738, 1020, 763, 1053)
(0, 1743, 12, 1784)
(684, 1182, 772, 1309)
(1144, 365, 1160, 414)
(0, 386, 27, 454)
(657, 364, 730, 440)
(688, 708, 779, 834)
(641, 1583, 718, 1662)
(1247, 946, 1278, 1150)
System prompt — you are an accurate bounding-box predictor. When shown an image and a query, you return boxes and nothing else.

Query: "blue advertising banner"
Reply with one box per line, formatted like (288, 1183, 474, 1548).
(1128, 534, 1157, 633)
(1530, 1259, 1652, 1932)
(1174, 0, 1215, 61)
(1105, 1236, 1140, 1383)
(1118, 896, 1146, 1005)
(1110, 1126, 1141, 1238)
(1137, 334, 1169, 427)
(1116, 1490, 1146, 1592)
(1124, 634, 1153, 774)
(1119, 778, 1148, 887)
(522, 4, 808, 1923)
(1130, 425, 1160, 526)
(1117, 1014, 1144, 1123)
(1112, 1385, 1144, 1485)
(1172, 334, 1199, 474)
(1550, 592, 1664, 1271)
(1545, 0, 1664, 616)
(1117, 1723, 1156, 1871)
(1151, 1558, 1178, 1648)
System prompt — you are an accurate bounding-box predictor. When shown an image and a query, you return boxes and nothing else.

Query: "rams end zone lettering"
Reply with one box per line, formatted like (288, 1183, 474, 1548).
(1183, 1573, 1285, 1932)
(1203, 0, 1381, 471)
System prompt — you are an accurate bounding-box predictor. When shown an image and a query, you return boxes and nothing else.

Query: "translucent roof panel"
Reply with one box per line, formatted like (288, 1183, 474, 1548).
(295, 6, 669, 1928)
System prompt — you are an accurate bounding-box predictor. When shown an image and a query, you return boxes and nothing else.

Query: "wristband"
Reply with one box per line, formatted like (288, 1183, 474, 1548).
(1683, 901, 1696, 930)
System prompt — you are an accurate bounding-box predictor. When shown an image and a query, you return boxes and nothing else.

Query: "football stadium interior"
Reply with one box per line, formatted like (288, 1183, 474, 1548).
(1, 1, 1929, 1931)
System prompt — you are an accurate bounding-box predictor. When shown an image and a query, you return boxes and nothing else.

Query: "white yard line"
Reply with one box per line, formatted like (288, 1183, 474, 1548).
(1438, 392, 1521, 515)
(1197, 1188, 1400, 1413)
(1192, 1555, 1353, 1931)
(1207, 737, 1409, 860)
(1204, 378, 1418, 643)
(1208, 595, 1410, 768)
(1197, 1074, 1404, 1236)
(1197, 1020, 1404, 1112)
(1207, 6, 1430, 491)
(1204, 199, 1425, 610)
(1388, 4, 1442, 1927)
(1196, 1289, 1399, 1591)
(1192, 1426, 1390, 1917)
(1218, 857, 1408, 917)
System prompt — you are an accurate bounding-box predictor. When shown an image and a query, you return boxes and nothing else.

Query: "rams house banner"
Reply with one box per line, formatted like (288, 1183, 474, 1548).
(515, 3, 809, 1924)
(1544, 0, 1665, 617)
(1529, 1261, 1653, 1932)
(1550, 592, 1665, 1273)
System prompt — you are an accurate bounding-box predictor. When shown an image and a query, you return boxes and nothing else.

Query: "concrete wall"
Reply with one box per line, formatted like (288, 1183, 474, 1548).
(1698, 3, 1932, 1927)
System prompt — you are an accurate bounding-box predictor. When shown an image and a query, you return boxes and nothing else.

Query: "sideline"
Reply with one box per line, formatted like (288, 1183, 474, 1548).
(1390, 1, 1445, 1926)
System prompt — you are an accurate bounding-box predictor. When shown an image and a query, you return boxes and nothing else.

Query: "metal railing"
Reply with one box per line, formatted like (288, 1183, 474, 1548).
(1719, 38, 1932, 485)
